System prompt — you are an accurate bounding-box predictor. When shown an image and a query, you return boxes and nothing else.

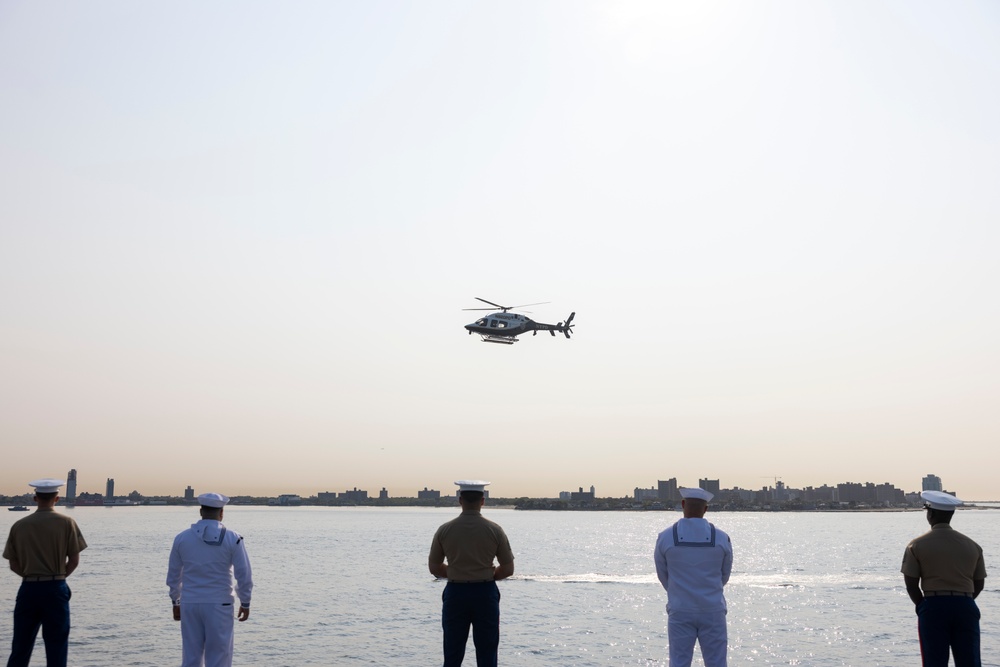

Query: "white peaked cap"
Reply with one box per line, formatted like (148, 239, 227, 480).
(198, 492, 229, 508)
(921, 490, 963, 511)
(455, 480, 490, 492)
(679, 487, 714, 502)
(29, 479, 65, 494)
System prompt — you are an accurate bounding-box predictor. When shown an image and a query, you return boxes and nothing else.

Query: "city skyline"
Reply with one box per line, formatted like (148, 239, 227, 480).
(0, 468, 987, 501)
(3, 2, 999, 500)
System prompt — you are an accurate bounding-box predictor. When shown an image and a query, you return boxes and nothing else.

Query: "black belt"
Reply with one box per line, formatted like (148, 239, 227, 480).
(449, 579, 494, 584)
(22, 575, 66, 582)
(924, 590, 973, 598)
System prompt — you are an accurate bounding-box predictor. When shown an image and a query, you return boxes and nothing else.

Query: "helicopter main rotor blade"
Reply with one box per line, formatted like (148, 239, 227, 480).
(474, 297, 507, 309)
(509, 301, 550, 310)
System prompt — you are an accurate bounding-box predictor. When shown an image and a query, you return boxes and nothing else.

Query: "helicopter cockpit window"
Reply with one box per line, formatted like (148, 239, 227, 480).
(496, 321, 506, 328)
(476, 318, 487, 326)
(489, 320, 498, 328)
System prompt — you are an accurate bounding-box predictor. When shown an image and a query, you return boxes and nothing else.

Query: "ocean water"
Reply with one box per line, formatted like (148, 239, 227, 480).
(1, 506, 998, 666)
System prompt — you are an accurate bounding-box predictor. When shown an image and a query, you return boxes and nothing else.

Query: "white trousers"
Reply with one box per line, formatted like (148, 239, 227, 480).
(180, 602, 235, 667)
(668, 610, 727, 667)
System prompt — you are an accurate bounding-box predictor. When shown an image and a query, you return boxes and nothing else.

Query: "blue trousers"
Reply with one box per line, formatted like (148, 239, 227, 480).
(442, 581, 500, 667)
(918, 596, 981, 667)
(6, 581, 71, 667)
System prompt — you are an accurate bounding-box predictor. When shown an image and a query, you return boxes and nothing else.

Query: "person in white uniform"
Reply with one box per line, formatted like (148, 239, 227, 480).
(654, 487, 733, 667)
(167, 493, 254, 667)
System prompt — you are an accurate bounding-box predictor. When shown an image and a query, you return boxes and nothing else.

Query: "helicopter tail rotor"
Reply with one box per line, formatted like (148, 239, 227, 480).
(558, 312, 576, 339)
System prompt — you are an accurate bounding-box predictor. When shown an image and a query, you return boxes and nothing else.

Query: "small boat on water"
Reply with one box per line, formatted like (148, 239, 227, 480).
(8, 506, 29, 512)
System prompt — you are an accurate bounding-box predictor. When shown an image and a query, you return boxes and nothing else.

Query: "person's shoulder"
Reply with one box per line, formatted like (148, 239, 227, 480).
(656, 521, 680, 540)
(712, 524, 732, 541)
(950, 528, 983, 548)
(53, 512, 81, 527)
(172, 525, 196, 541)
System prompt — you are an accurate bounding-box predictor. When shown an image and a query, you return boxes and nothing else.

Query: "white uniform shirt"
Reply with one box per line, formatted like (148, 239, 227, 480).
(167, 520, 253, 606)
(654, 517, 732, 614)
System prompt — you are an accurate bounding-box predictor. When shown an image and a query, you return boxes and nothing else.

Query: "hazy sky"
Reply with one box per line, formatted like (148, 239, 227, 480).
(2, 1, 998, 499)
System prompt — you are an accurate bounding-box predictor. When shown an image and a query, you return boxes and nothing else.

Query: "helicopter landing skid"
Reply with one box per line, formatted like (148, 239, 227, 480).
(480, 335, 517, 345)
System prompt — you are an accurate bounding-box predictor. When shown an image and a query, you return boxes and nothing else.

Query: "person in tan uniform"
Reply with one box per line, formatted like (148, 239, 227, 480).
(428, 480, 514, 667)
(3, 479, 88, 667)
(901, 490, 986, 667)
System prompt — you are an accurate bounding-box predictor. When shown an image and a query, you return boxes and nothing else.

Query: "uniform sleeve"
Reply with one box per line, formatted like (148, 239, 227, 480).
(495, 527, 514, 566)
(900, 544, 921, 578)
(429, 526, 445, 564)
(974, 547, 986, 580)
(2, 525, 16, 562)
(232, 536, 253, 607)
(67, 519, 87, 555)
(166, 536, 183, 602)
(653, 535, 669, 592)
(721, 535, 733, 586)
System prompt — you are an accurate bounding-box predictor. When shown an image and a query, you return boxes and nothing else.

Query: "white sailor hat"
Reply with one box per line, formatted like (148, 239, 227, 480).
(29, 479, 65, 494)
(679, 487, 714, 503)
(921, 490, 963, 511)
(197, 492, 229, 508)
(455, 480, 490, 493)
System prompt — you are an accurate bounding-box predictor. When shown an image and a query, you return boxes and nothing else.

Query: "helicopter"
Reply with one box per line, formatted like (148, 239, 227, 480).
(464, 297, 576, 345)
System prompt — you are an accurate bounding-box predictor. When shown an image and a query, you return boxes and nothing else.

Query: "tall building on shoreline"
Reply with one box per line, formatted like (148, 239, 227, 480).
(66, 469, 77, 505)
(922, 474, 942, 492)
(106, 478, 115, 501)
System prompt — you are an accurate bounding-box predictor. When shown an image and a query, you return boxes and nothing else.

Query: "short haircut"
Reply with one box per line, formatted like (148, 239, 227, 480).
(927, 507, 954, 523)
(35, 492, 58, 501)
(200, 505, 223, 516)
(460, 491, 484, 503)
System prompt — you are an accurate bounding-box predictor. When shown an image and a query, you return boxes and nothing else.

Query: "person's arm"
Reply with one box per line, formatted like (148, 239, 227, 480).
(7, 557, 23, 577)
(232, 538, 253, 621)
(653, 540, 669, 592)
(166, 539, 183, 617)
(493, 561, 514, 581)
(973, 579, 984, 599)
(428, 530, 448, 579)
(65, 553, 80, 576)
(428, 558, 448, 579)
(904, 575, 923, 609)
(721, 540, 733, 587)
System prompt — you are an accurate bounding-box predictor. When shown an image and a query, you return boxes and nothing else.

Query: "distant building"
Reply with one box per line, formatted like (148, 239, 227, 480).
(106, 478, 115, 502)
(417, 487, 440, 500)
(571, 486, 594, 502)
(699, 478, 721, 495)
(379, 488, 389, 500)
(801, 485, 837, 502)
(75, 492, 105, 506)
(66, 469, 77, 505)
(657, 478, 679, 502)
(559, 491, 572, 501)
(875, 482, 905, 504)
(184, 486, 195, 502)
(274, 494, 302, 506)
(922, 474, 943, 492)
(341, 488, 368, 503)
(317, 492, 337, 503)
(634, 486, 658, 500)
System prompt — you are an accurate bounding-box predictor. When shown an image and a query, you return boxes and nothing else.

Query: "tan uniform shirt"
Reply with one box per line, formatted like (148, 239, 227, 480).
(901, 523, 986, 593)
(3, 508, 88, 577)
(429, 510, 514, 582)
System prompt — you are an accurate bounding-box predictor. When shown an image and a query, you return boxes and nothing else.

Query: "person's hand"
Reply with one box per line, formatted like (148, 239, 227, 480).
(172, 606, 181, 622)
(237, 606, 250, 622)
